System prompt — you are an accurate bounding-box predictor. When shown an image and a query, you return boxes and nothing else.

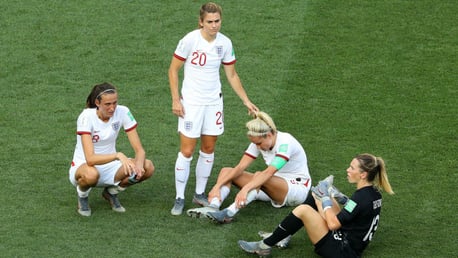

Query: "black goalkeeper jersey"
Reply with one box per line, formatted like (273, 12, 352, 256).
(336, 186, 382, 256)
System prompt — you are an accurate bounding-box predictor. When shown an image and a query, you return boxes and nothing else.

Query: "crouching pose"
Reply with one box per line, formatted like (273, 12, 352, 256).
(238, 153, 394, 257)
(187, 111, 312, 224)
(69, 82, 155, 216)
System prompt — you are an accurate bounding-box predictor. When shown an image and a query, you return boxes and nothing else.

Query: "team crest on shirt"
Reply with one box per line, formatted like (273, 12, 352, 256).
(112, 122, 120, 131)
(216, 46, 223, 58)
(185, 121, 193, 131)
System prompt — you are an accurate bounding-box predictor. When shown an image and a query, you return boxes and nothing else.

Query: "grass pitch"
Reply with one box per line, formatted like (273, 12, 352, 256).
(0, 1, 456, 257)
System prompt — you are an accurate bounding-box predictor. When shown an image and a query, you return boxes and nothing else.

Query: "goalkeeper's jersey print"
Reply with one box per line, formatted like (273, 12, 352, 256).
(173, 29, 235, 105)
(337, 186, 382, 256)
(71, 105, 137, 166)
(244, 131, 310, 181)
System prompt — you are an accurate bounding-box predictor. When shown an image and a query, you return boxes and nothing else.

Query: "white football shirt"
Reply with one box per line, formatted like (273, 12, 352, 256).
(174, 29, 236, 105)
(244, 131, 310, 180)
(71, 105, 137, 166)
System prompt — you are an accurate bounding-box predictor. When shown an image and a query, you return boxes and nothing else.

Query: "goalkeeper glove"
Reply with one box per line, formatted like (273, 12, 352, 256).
(321, 196, 333, 211)
(329, 185, 349, 205)
(312, 180, 331, 200)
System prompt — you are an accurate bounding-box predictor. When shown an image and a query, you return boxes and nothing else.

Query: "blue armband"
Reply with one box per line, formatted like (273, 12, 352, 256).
(270, 156, 287, 170)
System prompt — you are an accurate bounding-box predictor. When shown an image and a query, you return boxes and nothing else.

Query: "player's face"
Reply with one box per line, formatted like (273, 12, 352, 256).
(346, 158, 364, 184)
(96, 93, 118, 121)
(200, 12, 221, 39)
(249, 133, 274, 151)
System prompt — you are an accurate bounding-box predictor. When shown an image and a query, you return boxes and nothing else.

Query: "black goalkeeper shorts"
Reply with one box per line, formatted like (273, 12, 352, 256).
(314, 231, 360, 258)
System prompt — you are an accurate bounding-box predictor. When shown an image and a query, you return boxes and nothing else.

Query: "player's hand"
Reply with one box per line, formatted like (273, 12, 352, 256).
(235, 191, 248, 209)
(329, 185, 349, 205)
(244, 101, 259, 116)
(208, 186, 221, 203)
(311, 175, 334, 199)
(172, 100, 185, 118)
(116, 152, 133, 176)
(312, 180, 331, 200)
(131, 163, 145, 179)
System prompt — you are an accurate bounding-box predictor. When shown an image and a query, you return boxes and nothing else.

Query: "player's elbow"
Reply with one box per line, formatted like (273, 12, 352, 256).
(85, 159, 97, 167)
(84, 155, 98, 167)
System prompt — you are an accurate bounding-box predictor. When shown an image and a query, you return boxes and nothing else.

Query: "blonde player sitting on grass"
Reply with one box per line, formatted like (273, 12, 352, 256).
(187, 111, 312, 230)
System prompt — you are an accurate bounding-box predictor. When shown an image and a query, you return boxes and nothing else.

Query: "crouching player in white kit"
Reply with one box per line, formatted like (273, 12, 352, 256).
(187, 111, 312, 230)
(69, 82, 155, 216)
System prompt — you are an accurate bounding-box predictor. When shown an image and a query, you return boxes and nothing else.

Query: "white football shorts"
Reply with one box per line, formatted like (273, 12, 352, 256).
(272, 176, 311, 208)
(69, 160, 122, 187)
(178, 98, 224, 138)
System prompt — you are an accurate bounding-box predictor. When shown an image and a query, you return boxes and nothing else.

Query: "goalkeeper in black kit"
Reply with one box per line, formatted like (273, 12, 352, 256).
(238, 153, 394, 258)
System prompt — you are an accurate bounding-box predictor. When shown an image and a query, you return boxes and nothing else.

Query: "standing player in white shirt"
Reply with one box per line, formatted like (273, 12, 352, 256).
(168, 2, 258, 215)
(69, 82, 155, 216)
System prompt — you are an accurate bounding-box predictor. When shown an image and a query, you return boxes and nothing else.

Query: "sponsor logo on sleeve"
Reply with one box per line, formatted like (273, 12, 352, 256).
(127, 111, 135, 121)
(344, 199, 357, 213)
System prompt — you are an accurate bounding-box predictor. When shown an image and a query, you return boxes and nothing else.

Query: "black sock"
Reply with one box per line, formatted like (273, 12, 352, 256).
(264, 212, 304, 246)
(302, 193, 318, 210)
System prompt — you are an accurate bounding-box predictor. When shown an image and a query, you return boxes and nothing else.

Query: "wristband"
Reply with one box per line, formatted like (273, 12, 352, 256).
(321, 196, 333, 210)
(323, 206, 332, 212)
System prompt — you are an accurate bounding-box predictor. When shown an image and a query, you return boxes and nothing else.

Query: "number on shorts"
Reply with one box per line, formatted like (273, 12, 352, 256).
(216, 111, 223, 125)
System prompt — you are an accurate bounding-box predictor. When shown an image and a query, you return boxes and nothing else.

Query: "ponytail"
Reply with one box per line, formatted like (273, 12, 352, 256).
(356, 154, 394, 194)
(246, 111, 277, 137)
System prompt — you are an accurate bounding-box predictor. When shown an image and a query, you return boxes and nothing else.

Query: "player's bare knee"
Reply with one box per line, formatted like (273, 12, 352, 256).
(219, 167, 233, 174)
(78, 172, 99, 187)
(144, 159, 155, 176)
(293, 204, 312, 217)
(179, 149, 194, 158)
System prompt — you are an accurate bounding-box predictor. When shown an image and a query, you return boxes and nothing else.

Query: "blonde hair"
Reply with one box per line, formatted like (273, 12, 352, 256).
(246, 111, 277, 137)
(356, 153, 394, 195)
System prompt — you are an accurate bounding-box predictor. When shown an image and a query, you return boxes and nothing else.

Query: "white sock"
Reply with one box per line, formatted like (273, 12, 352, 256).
(107, 185, 120, 195)
(226, 189, 258, 217)
(209, 198, 221, 208)
(175, 152, 192, 199)
(227, 203, 238, 217)
(195, 151, 214, 195)
(255, 190, 271, 202)
(209, 185, 230, 208)
(77, 186, 91, 198)
(220, 185, 230, 201)
(246, 189, 258, 204)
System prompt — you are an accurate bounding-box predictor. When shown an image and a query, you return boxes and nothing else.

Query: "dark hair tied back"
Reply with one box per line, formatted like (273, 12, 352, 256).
(86, 82, 117, 108)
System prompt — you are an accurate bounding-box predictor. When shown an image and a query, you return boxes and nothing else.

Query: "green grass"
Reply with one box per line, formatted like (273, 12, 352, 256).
(1, 0, 456, 257)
